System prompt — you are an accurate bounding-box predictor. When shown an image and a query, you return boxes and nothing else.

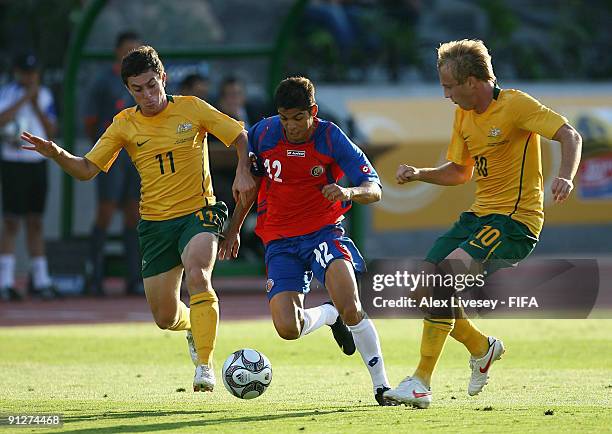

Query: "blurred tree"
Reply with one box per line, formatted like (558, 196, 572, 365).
(0, 0, 81, 70)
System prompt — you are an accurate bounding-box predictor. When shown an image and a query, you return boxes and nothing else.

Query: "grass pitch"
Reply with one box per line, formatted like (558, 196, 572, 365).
(0, 318, 610, 433)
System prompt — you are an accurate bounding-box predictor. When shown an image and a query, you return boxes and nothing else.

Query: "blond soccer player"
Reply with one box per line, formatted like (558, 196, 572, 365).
(384, 39, 582, 408)
(21, 46, 255, 392)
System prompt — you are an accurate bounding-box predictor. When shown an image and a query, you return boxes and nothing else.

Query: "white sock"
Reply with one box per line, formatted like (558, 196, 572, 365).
(0, 254, 15, 288)
(348, 316, 390, 390)
(31, 256, 52, 289)
(300, 304, 338, 337)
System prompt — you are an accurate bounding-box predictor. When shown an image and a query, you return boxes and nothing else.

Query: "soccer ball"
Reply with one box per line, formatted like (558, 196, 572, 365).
(221, 349, 272, 399)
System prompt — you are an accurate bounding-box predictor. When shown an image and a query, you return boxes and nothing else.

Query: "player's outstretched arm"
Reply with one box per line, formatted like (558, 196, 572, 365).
(218, 177, 261, 260)
(321, 181, 381, 205)
(396, 162, 473, 186)
(551, 123, 582, 202)
(231, 131, 257, 207)
(20, 131, 100, 181)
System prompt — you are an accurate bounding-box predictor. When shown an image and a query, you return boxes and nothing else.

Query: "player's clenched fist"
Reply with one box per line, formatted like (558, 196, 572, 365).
(20, 131, 60, 158)
(396, 164, 420, 184)
(321, 183, 352, 202)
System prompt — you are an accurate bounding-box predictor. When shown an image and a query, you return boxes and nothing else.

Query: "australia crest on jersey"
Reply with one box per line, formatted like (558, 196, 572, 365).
(177, 121, 193, 134)
(488, 127, 502, 138)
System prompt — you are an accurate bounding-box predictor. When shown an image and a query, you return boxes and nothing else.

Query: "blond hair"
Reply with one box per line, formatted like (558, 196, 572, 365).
(437, 39, 496, 84)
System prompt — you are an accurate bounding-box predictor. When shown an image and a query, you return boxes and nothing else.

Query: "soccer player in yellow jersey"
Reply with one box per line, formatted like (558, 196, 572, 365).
(20, 46, 256, 393)
(384, 39, 582, 408)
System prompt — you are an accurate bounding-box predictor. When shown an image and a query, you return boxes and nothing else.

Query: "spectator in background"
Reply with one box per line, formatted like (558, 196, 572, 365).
(213, 76, 267, 260)
(0, 53, 57, 301)
(217, 76, 256, 130)
(178, 73, 210, 102)
(83, 31, 143, 296)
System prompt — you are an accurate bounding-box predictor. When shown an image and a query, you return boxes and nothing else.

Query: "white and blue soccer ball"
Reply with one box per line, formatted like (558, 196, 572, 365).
(221, 349, 272, 399)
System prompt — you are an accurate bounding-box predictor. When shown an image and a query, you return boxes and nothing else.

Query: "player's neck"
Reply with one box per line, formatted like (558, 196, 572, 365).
(474, 82, 495, 114)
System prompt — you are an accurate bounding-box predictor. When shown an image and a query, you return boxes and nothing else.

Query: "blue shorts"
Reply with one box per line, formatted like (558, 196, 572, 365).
(264, 224, 366, 300)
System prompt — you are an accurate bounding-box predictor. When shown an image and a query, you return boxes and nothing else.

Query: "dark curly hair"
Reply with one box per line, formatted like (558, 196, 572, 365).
(121, 45, 164, 85)
(274, 76, 315, 111)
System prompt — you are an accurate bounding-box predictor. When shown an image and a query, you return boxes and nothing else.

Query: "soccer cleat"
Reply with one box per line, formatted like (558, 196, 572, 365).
(383, 377, 432, 409)
(0, 287, 22, 302)
(193, 364, 215, 392)
(468, 336, 505, 396)
(324, 301, 356, 356)
(375, 386, 398, 406)
(186, 330, 199, 366)
(0, 287, 10, 302)
(30, 286, 58, 300)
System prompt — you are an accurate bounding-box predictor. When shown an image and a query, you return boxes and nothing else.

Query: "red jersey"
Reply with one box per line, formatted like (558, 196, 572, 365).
(248, 116, 379, 244)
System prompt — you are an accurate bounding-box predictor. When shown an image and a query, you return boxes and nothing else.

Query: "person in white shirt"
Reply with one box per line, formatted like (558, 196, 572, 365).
(0, 53, 58, 301)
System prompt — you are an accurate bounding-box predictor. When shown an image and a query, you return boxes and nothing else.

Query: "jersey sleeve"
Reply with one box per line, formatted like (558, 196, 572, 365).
(192, 97, 244, 147)
(84, 115, 125, 172)
(247, 119, 266, 177)
(512, 90, 568, 139)
(446, 109, 474, 166)
(329, 123, 380, 186)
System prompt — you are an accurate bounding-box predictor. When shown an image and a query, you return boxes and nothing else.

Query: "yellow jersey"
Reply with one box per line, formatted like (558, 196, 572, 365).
(85, 95, 244, 220)
(447, 88, 567, 237)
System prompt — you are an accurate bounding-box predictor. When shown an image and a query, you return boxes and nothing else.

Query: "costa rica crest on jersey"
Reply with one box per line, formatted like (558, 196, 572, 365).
(311, 165, 324, 177)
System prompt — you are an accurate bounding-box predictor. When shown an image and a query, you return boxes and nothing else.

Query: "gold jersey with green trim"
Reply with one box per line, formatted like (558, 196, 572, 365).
(85, 95, 244, 221)
(446, 88, 567, 237)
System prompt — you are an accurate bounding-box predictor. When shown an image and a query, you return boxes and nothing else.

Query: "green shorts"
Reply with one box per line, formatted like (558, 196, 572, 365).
(425, 212, 538, 271)
(137, 202, 228, 278)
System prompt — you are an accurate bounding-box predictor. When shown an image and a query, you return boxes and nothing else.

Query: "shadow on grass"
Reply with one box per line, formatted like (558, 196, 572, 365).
(59, 409, 354, 433)
(63, 409, 222, 423)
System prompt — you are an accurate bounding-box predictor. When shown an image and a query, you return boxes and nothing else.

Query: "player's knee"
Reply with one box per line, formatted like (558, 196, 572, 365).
(152, 309, 178, 330)
(273, 318, 300, 340)
(276, 325, 300, 340)
(185, 268, 212, 292)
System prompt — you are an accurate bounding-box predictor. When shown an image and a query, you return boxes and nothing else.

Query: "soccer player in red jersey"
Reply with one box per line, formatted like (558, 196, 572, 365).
(219, 76, 393, 405)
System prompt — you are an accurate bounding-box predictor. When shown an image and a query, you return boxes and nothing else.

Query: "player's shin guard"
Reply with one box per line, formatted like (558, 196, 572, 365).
(450, 318, 489, 358)
(414, 318, 454, 386)
(167, 301, 191, 331)
(299, 303, 337, 337)
(189, 290, 219, 366)
(348, 316, 390, 389)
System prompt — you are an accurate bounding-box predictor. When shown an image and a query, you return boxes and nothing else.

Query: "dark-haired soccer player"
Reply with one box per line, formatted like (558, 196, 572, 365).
(384, 39, 582, 408)
(219, 76, 393, 405)
(21, 45, 256, 393)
